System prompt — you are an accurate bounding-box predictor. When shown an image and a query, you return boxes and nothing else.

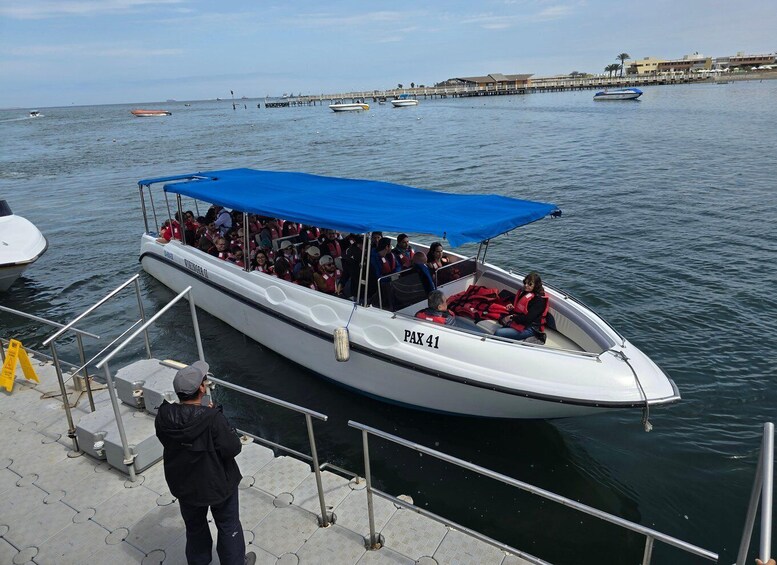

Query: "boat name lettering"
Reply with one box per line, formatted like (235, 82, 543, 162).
(183, 259, 208, 279)
(403, 330, 440, 349)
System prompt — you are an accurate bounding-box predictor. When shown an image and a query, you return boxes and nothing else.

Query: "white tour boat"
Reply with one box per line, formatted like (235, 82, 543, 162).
(593, 88, 643, 101)
(137, 169, 679, 420)
(0, 200, 48, 291)
(329, 100, 370, 112)
(391, 94, 419, 107)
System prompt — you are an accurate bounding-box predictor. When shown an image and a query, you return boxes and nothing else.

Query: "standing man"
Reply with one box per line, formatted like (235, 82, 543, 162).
(155, 361, 255, 565)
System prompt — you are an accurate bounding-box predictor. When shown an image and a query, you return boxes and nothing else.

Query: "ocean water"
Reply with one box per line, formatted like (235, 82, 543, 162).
(2, 82, 776, 564)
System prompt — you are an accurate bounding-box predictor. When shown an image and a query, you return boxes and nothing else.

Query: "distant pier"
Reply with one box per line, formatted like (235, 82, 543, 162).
(260, 74, 711, 108)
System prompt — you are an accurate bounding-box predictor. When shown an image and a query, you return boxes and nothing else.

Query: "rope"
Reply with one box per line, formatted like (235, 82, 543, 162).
(612, 350, 653, 432)
(345, 302, 358, 330)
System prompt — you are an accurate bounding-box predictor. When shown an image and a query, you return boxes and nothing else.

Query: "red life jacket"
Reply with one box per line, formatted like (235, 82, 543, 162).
(509, 291, 550, 332)
(282, 221, 300, 236)
(380, 253, 397, 275)
(254, 264, 272, 274)
(322, 239, 342, 258)
(415, 308, 449, 324)
(395, 247, 414, 268)
(321, 270, 341, 294)
(161, 221, 182, 241)
(448, 285, 505, 320)
(217, 251, 234, 261)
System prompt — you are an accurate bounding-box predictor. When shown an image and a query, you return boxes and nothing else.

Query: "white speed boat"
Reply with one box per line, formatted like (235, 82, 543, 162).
(391, 94, 419, 107)
(0, 200, 48, 291)
(29, 110, 43, 118)
(593, 88, 643, 101)
(329, 100, 369, 112)
(137, 169, 679, 420)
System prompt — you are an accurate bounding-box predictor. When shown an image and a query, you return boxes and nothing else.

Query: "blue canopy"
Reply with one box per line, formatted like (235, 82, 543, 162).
(139, 168, 559, 247)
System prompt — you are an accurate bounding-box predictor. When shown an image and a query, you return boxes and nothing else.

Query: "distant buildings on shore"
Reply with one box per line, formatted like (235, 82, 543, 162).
(433, 52, 775, 91)
(626, 51, 776, 75)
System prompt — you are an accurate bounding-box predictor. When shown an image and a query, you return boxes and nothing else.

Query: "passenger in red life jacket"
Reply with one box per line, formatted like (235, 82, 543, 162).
(314, 255, 342, 296)
(258, 219, 282, 249)
(277, 240, 298, 268)
(293, 244, 320, 278)
(318, 229, 343, 259)
(252, 250, 273, 273)
(427, 241, 451, 273)
(281, 219, 300, 237)
(157, 212, 184, 243)
(415, 290, 456, 325)
(230, 247, 246, 268)
(392, 233, 414, 269)
(299, 225, 320, 243)
(295, 266, 317, 290)
(273, 257, 293, 281)
(213, 238, 234, 261)
(494, 271, 550, 342)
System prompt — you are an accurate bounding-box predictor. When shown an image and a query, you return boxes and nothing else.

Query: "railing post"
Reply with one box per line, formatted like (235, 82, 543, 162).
(738, 441, 766, 565)
(362, 430, 380, 549)
(642, 535, 654, 565)
(187, 289, 205, 362)
(134, 278, 152, 359)
(75, 334, 95, 412)
(102, 360, 136, 482)
(305, 414, 330, 527)
(760, 423, 774, 562)
(49, 343, 78, 452)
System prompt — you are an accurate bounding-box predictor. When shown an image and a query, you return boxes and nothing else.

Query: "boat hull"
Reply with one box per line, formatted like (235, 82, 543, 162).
(329, 103, 369, 112)
(392, 100, 419, 107)
(593, 89, 643, 101)
(0, 213, 47, 291)
(140, 237, 679, 419)
(131, 110, 172, 117)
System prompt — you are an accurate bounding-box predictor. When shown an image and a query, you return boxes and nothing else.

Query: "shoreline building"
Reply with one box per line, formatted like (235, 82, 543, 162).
(438, 73, 533, 91)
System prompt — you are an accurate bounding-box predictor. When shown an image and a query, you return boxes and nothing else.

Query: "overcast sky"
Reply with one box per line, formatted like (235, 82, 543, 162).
(1, 0, 775, 108)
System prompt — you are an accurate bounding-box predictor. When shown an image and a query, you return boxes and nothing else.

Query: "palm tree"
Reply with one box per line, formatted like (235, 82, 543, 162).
(617, 53, 630, 77)
(605, 64, 620, 78)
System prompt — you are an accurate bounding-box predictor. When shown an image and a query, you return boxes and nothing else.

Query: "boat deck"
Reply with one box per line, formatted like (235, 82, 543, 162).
(0, 355, 536, 565)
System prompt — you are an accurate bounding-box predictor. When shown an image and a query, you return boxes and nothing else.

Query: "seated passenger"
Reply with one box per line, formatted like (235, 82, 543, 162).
(295, 266, 317, 290)
(230, 247, 245, 268)
(213, 237, 233, 261)
(253, 250, 273, 274)
(313, 255, 342, 296)
(259, 219, 282, 249)
(415, 290, 455, 325)
(392, 234, 414, 269)
(293, 244, 320, 277)
(427, 241, 450, 273)
(411, 252, 436, 294)
(278, 240, 298, 268)
(318, 229, 343, 259)
(370, 237, 400, 280)
(299, 225, 320, 243)
(494, 271, 549, 342)
(370, 231, 383, 250)
(273, 257, 292, 281)
(282, 219, 300, 237)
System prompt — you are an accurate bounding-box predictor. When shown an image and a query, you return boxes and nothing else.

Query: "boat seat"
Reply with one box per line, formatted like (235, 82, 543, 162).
(475, 319, 583, 351)
(389, 271, 428, 312)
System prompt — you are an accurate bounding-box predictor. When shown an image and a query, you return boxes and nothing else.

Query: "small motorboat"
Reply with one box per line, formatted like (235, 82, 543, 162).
(131, 109, 172, 117)
(29, 110, 43, 118)
(329, 100, 369, 112)
(0, 200, 47, 291)
(593, 88, 643, 101)
(392, 94, 419, 107)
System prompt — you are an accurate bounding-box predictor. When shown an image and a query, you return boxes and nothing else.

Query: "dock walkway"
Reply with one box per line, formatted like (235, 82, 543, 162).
(0, 355, 534, 565)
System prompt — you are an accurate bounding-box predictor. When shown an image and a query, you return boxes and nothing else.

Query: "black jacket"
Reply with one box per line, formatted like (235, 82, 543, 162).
(155, 402, 242, 506)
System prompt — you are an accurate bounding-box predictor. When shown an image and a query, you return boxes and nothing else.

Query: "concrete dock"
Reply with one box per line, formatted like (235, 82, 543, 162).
(0, 354, 536, 565)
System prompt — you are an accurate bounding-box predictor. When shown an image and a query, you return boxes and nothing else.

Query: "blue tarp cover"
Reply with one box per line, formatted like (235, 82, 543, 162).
(139, 168, 559, 247)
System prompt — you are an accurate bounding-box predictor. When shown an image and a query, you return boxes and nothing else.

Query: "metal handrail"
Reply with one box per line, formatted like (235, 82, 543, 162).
(0, 305, 100, 340)
(737, 422, 774, 565)
(205, 376, 333, 527)
(348, 420, 718, 563)
(95, 285, 200, 482)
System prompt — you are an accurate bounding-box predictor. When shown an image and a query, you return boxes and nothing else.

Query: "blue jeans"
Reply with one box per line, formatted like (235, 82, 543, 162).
(494, 326, 536, 341)
(178, 488, 245, 565)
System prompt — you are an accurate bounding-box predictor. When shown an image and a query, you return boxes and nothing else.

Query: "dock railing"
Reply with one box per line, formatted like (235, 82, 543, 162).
(737, 422, 774, 565)
(197, 375, 333, 527)
(349, 420, 719, 564)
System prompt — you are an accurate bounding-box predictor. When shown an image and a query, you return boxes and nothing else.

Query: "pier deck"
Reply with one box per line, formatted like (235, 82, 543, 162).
(0, 356, 534, 565)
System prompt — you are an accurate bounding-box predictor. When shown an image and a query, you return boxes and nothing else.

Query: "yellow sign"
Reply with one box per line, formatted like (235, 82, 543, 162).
(1, 340, 39, 392)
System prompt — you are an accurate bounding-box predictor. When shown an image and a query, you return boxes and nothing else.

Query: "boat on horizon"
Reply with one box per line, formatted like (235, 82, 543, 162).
(131, 109, 172, 117)
(329, 100, 369, 112)
(29, 110, 42, 118)
(137, 169, 680, 420)
(593, 88, 643, 101)
(392, 94, 419, 107)
(0, 200, 47, 291)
